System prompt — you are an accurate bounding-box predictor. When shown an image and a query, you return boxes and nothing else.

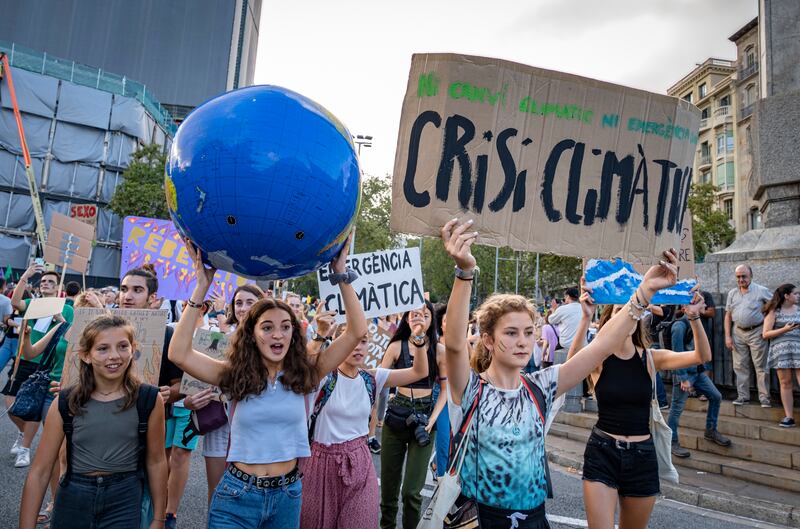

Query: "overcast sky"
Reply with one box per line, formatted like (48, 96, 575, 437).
(254, 0, 757, 178)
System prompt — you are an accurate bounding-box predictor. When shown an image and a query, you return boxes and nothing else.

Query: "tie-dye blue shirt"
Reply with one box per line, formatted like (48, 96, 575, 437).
(448, 366, 560, 510)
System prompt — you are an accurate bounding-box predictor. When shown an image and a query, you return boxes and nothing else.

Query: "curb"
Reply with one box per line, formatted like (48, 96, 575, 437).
(546, 448, 800, 527)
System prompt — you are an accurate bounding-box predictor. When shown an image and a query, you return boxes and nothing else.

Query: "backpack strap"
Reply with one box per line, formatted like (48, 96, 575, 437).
(520, 375, 554, 499)
(447, 377, 485, 470)
(58, 387, 75, 486)
(307, 371, 338, 443)
(357, 369, 377, 407)
(135, 384, 159, 479)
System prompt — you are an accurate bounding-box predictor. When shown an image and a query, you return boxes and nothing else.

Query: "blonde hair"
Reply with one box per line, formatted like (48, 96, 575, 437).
(471, 294, 536, 373)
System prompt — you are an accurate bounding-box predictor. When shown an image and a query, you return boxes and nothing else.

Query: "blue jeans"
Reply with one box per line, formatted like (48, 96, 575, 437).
(667, 372, 721, 442)
(431, 383, 450, 477)
(208, 471, 303, 529)
(42, 391, 55, 423)
(0, 337, 18, 373)
(52, 471, 142, 529)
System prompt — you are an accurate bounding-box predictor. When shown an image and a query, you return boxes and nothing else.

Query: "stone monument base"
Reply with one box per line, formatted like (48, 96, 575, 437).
(697, 225, 800, 294)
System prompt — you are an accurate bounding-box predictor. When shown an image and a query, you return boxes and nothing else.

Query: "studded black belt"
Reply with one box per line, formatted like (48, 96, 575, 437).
(227, 464, 301, 489)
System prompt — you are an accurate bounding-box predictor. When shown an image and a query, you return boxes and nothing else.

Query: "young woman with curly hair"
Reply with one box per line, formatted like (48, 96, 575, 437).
(441, 219, 679, 529)
(168, 236, 366, 529)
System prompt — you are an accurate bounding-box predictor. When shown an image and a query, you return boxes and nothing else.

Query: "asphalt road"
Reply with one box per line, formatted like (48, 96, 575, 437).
(0, 415, 790, 529)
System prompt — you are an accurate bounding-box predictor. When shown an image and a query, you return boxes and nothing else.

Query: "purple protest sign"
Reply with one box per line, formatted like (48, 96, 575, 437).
(121, 216, 255, 302)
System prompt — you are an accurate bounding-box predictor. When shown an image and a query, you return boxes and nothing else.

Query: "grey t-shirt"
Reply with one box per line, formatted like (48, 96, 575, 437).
(0, 294, 12, 328)
(725, 283, 772, 328)
(72, 397, 140, 474)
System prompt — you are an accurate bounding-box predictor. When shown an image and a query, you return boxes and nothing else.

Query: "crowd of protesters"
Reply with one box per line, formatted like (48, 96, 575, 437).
(0, 229, 797, 529)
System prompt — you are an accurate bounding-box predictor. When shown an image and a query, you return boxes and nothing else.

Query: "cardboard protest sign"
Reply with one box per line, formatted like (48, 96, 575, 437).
(585, 259, 696, 305)
(24, 297, 66, 320)
(121, 216, 255, 302)
(627, 214, 695, 279)
(317, 247, 425, 324)
(364, 319, 393, 369)
(61, 308, 168, 388)
(44, 212, 95, 274)
(70, 203, 98, 226)
(391, 54, 700, 265)
(180, 329, 228, 397)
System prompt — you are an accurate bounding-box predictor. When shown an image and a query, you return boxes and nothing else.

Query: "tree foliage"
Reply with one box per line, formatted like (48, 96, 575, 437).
(687, 182, 736, 261)
(109, 143, 170, 220)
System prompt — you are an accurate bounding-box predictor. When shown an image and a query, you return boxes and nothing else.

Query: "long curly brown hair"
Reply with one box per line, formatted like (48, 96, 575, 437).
(219, 298, 317, 400)
(67, 315, 141, 416)
(598, 305, 651, 350)
(471, 294, 536, 373)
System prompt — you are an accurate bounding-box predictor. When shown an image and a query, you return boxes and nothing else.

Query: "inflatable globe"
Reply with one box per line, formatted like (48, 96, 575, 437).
(165, 86, 361, 279)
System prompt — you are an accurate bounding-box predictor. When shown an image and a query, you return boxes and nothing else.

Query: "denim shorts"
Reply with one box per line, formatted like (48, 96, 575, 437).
(208, 468, 303, 529)
(52, 471, 142, 529)
(582, 428, 660, 497)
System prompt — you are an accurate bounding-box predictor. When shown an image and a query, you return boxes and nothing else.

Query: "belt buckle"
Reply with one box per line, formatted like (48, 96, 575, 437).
(615, 439, 631, 450)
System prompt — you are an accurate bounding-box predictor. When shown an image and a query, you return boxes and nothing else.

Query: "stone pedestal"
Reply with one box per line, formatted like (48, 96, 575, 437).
(554, 349, 582, 412)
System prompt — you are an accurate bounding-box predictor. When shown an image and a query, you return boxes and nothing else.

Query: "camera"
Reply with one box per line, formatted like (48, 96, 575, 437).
(405, 411, 431, 446)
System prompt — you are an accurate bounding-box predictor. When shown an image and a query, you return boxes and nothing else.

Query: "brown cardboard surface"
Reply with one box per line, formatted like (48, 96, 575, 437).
(50, 212, 95, 241)
(69, 204, 98, 226)
(391, 54, 700, 264)
(43, 245, 89, 273)
(180, 329, 228, 397)
(44, 212, 96, 273)
(365, 319, 392, 369)
(24, 297, 66, 320)
(61, 308, 169, 387)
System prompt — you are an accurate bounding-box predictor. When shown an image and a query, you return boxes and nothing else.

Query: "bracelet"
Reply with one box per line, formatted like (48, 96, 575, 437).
(626, 300, 646, 321)
(312, 332, 328, 343)
(185, 299, 204, 309)
(635, 288, 651, 307)
(410, 335, 428, 347)
(454, 266, 475, 281)
(329, 268, 359, 286)
(688, 315, 700, 321)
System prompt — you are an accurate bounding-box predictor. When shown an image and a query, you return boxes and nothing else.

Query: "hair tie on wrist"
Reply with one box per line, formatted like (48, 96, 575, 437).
(329, 268, 359, 285)
(185, 299, 204, 309)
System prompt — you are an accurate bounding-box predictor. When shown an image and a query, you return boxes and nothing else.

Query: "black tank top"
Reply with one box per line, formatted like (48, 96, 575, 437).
(594, 349, 652, 436)
(392, 340, 437, 389)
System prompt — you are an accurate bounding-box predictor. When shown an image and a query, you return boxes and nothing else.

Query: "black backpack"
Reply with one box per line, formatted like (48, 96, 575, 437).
(657, 316, 692, 351)
(58, 384, 159, 485)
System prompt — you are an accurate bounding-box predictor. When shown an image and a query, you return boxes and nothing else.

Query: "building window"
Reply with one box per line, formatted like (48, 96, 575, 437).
(727, 129, 734, 151)
(701, 107, 710, 119)
(701, 171, 711, 184)
(701, 141, 710, 158)
(720, 95, 730, 108)
(749, 208, 762, 229)
(745, 45, 755, 67)
(745, 84, 756, 106)
(717, 133, 725, 155)
(716, 161, 735, 190)
(699, 83, 707, 98)
(682, 92, 693, 103)
(724, 199, 733, 220)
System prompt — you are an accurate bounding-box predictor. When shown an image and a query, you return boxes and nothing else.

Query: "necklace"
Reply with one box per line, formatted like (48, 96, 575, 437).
(96, 388, 121, 397)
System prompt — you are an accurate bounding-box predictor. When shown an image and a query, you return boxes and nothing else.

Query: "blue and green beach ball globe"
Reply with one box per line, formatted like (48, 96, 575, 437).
(165, 86, 361, 279)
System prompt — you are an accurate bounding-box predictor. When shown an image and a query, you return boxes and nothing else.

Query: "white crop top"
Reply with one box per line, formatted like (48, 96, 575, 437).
(227, 375, 314, 464)
(312, 368, 390, 445)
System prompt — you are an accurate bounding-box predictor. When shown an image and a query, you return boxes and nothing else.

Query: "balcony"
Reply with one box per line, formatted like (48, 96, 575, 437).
(699, 118, 709, 130)
(698, 154, 712, 169)
(714, 106, 731, 117)
(738, 61, 759, 82)
(740, 104, 754, 120)
(713, 106, 733, 127)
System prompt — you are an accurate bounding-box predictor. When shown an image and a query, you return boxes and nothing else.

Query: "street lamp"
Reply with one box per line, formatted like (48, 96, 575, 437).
(354, 134, 373, 156)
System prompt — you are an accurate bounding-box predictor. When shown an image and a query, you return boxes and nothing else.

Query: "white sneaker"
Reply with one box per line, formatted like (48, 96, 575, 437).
(10, 433, 23, 455)
(14, 447, 30, 468)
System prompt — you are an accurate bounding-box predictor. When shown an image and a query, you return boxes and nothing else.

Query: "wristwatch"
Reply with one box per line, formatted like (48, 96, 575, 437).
(410, 334, 428, 347)
(454, 266, 475, 281)
(312, 332, 328, 343)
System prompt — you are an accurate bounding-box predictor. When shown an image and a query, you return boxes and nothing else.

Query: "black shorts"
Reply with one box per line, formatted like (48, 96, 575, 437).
(1, 359, 38, 397)
(582, 427, 660, 497)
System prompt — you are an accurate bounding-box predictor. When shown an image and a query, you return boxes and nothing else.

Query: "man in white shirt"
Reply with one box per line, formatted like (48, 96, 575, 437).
(548, 287, 583, 354)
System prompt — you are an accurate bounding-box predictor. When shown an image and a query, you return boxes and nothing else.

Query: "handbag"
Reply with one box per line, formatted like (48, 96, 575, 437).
(9, 322, 68, 422)
(646, 349, 680, 484)
(191, 400, 228, 435)
(418, 380, 484, 529)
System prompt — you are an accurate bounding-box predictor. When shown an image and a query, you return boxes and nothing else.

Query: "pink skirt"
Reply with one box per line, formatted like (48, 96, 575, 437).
(299, 436, 378, 529)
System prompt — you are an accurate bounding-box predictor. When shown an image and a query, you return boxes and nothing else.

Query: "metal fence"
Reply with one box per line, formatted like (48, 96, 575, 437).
(0, 40, 176, 135)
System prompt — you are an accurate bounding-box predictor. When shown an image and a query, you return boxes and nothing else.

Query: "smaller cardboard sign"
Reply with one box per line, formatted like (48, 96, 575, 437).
(585, 258, 696, 305)
(61, 308, 169, 387)
(70, 203, 98, 226)
(44, 212, 95, 274)
(364, 319, 393, 369)
(180, 329, 228, 397)
(24, 297, 66, 320)
(317, 247, 425, 324)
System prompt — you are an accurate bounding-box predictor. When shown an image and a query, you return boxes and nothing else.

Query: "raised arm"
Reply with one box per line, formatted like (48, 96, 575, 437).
(381, 330, 430, 388)
(11, 263, 43, 312)
(441, 219, 478, 404)
(557, 249, 679, 397)
(313, 233, 368, 379)
(653, 297, 712, 370)
(168, 242, 228, 386)
(427, 344, 448, 428)
(20, 321, 64, 359)
(566, 280, 595, 361)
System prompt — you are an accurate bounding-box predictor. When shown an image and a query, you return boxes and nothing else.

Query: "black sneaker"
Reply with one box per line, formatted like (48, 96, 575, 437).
(368, 437, 381, 454)
(671, 441, 691, 458)
(779, 417, 796, 428)
(165, 513, 177, 529)
(704, 428, 732, 447)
